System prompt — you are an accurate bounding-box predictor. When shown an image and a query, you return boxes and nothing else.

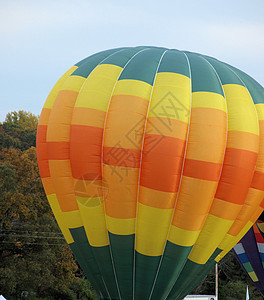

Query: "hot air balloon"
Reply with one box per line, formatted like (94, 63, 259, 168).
(36, 46, 264, 300)
(233, 220, 264, 296)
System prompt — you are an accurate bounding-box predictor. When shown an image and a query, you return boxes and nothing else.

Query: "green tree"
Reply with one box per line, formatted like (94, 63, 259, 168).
(0, 147, 78, 298)
(0, 112, 98, 299)
(5, 111, 38, 131)
(68, 278, 98, 300)
(0, 110, 38, 151)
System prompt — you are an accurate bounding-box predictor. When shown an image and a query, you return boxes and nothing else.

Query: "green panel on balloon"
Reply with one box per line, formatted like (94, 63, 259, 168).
(134, 252, 161, 299)
(70, 227, 119, 299)
(167, 248, 222, 300)
(108, 232, 134, 299)
(243, 262, 254, 273)
(201, 56, 244, 86)
(148, 242, 193, 300)
(68, 242, 107, 299)
(100, 47, 147, 68)
(185, 51, 224, 95)
(69, 228, 107, 298)
(157, 49, 190, 78)
(72, 48, 124, 78)
(226, 65, 264, 104)
(118, 48, 166, 85)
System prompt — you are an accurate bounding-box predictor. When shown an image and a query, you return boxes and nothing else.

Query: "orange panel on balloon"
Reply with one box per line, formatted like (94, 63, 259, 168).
(140, 134, 186, 193)
(70, 125, 103, 180)
(215, 148, 258, 204)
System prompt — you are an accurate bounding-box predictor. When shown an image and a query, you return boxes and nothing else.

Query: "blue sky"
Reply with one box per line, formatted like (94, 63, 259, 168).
(0, 0, 263, 121)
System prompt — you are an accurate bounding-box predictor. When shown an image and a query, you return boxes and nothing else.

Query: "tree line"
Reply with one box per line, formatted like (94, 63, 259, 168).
(0, 111, 97, 299)
(0, 111, 262, 299)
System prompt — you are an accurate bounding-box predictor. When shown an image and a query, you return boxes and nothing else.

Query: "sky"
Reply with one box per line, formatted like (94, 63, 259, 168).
(0, 0, 263, 121)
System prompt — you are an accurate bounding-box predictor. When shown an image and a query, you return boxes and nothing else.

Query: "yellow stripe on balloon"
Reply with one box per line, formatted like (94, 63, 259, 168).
(113, 79, 152, 100)
(255, 103, 264, 120)
(44, 66, 78, 109)
(188, 215, 233, 264)
(223, 84, 259, 135)
(61, 75, 86, 92)
(191, 92, 226, 112)
(215, 221, 253, 262)
(168, 225, 200, 247)
(136, 203, 173, 256)
(77, 196, 109, 247)
(75, 64, 123, 111)
(155, 72, 190, 87)
(106, 216, 135, 235)
(148, 72, 191, 123)
(47, 194, 82, 243)
(248, 271, 258, 282)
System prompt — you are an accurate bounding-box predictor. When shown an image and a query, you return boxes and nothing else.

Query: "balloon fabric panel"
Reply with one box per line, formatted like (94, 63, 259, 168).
(234, 223, 264, 296)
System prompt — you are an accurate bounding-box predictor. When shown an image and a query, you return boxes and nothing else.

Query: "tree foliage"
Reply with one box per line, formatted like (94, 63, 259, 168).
(0, 111, 98, 299)
(0, 110, 38, 151)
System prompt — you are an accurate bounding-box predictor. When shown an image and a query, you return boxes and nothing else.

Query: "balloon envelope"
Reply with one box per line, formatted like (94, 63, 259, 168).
(234, 221, 264, 296)
(36, 47, 264, 299)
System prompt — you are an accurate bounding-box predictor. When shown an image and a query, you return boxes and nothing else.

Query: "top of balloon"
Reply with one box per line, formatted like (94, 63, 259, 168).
(71, 46, 263, 103)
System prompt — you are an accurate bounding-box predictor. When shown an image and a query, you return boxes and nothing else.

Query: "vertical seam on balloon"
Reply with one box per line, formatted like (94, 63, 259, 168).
(212, 62, 262, 263)
(100, 47, 150, 300)
(191, 55, 229, 238)
(191, 54, 229, 248)
(66, 48, 127, 300)
(42, 64, 106, 298)
(147, 50, 192, 300)
(163, 55, 229, 300)
(131, 49, 168, 300)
